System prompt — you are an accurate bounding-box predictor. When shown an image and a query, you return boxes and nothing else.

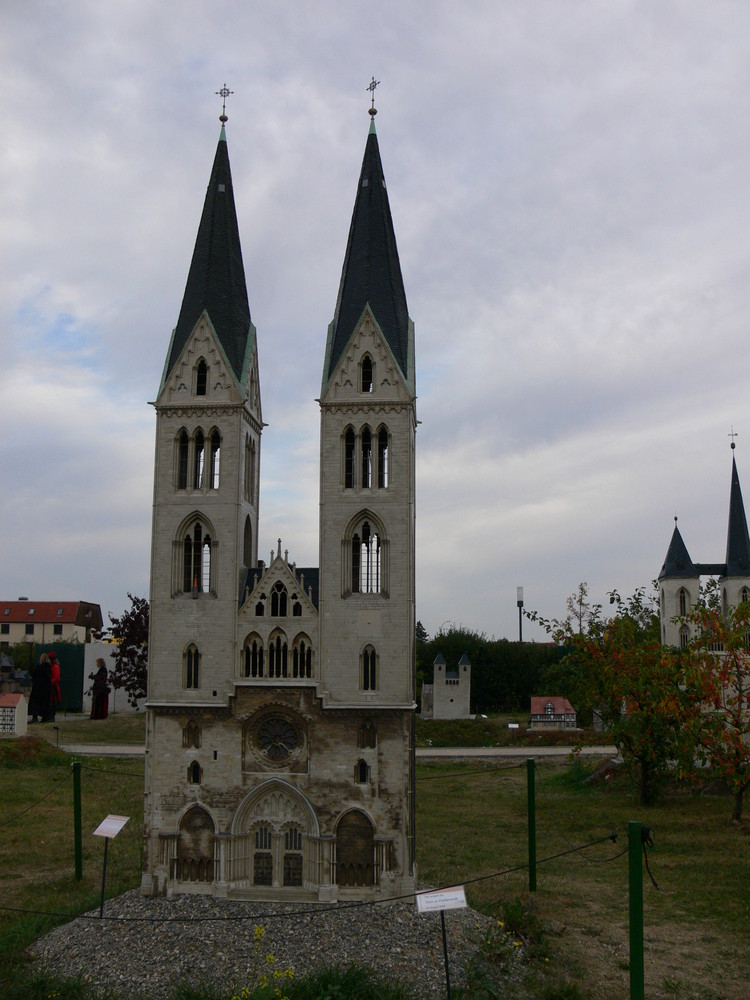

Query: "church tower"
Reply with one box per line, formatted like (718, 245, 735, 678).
(141, 93, 415, 902)
(142, 106, 263, 893)
(659, 443, 750, 646)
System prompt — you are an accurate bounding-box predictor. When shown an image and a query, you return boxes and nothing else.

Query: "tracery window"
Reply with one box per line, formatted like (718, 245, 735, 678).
(182, 521, 212, 594)
(183, 720, 201, 748)
(679, 625, 689, 650)
(268, 630, 289, 678)
(353, 521, 381, 594)
(243, 633, 264, 678)
(271, 582, 288, 617)
(362, 645, 378, 691)
(185, 644, 200, 689)
(292, 634, 313, 678)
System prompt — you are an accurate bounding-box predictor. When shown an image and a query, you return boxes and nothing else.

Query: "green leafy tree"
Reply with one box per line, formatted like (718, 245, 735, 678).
(100, 594, 149, 708)
(530, 585, 699, 804)
(684, 594, 750, 822)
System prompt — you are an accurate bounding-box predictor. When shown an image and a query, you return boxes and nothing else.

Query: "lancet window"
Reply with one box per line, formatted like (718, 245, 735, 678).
(362, 645, 378, 691)
(185, 644, 200, 689)
(268, 630, 289, 678)
(176, 430, 189, 489)
(209, 430, 221, 489)
(360, 354, 373, 393)
(181, 521, 212, 594)
(193, 431, 205, 489)
(195, 359, 207, 396)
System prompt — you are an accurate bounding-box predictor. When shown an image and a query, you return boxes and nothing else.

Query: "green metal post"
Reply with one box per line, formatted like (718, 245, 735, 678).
(73, 761, 82, 880)
(527, 758, 537, 892)
(628, 821, 644, 1000)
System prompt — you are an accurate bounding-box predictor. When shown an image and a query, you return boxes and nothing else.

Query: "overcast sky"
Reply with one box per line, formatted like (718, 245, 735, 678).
(3, 1, 750, 643)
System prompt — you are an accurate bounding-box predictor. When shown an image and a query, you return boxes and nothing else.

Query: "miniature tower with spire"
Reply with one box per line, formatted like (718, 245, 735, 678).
(659, 438, 750, 646)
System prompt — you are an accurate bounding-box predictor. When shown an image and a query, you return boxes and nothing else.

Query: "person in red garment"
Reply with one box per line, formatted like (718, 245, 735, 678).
(90, 658, 110, 720)
(48, 651, 61, 722)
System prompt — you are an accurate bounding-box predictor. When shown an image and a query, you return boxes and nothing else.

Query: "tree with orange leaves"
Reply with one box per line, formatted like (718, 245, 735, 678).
(684, 588, 750, 823)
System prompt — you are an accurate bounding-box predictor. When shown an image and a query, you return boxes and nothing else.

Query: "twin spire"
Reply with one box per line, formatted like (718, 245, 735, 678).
(659, 444, 750, 580)
(162, 81, 411, 395)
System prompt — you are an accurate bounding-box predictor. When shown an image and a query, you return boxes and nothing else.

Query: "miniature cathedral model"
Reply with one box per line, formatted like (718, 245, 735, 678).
(658, 444, 750, 648)
(141, 97, 417, 900)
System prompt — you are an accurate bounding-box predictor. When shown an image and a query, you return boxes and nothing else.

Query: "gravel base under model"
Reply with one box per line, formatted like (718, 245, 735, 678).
(32, 888, 493, 998)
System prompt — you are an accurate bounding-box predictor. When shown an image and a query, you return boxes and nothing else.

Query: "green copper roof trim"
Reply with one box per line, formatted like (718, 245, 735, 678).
(157, 309, 257, 399)
(220, 125, 227, 142)
(369, 117, 376, 135)
(320, 302, 415, 397)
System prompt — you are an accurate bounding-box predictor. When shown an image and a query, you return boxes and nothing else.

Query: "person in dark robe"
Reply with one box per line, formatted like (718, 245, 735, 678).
(90, 658, 110, 720)
(28, 653, 52, 723)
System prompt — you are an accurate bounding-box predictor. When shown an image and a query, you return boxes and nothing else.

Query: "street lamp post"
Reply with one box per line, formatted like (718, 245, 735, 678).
(517, 587, 524, 643)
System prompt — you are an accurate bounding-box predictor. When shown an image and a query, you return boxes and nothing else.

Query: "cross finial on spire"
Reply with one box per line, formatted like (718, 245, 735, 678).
(729, 425, 739, 451)
(367, 76, 380, 118)
(216, 83, 233, 124)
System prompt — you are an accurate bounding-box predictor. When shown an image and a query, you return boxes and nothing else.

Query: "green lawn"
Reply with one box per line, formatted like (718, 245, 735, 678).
(1, 738, 748, 999)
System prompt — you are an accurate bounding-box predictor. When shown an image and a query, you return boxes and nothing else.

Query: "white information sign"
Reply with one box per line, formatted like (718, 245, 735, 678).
(93, 814, 130, 839)
(416, 886, 467, 913)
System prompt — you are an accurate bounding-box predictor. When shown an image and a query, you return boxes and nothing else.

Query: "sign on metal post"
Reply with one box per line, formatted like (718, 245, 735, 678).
(93, 814, 129, 918)
(417, 887, 467, 999)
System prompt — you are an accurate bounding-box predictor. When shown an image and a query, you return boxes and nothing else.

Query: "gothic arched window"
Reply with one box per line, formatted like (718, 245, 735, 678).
(183, 720, 201, 748)
(362, 645, 378, 691)
(271, 582, 288, 617)
(377, 426, 389, 488)
(209, 430, 221, 489)
(344, 513, 388, 597)
(344, 427, 355, 489)
(185, 644, 200, 689)
(195, 359, 207, 396)
(243, 633, 264, 678)
(361, 427, 372, 488)
(188, 760, 202, 784)
(182, 521, 212, 594)
(176, 429, 189, 489)
(193, 430, 205, 489)
(268, 630, 288, 678)
(360, 354, 373, 393)
(678, 588, 688, 617)
(292, 633, 313, 678)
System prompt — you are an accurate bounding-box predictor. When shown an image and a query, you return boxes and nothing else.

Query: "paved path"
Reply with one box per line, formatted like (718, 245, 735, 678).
(56, 742, 617, 759)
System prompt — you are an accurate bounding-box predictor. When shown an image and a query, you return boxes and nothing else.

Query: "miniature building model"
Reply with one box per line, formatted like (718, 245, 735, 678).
(658, 446, 750, 647)
(421, 653, 471, 719)
(141, 98, 417, 901)
(529, 696, 576, 730)
(0, 693, 28, 737)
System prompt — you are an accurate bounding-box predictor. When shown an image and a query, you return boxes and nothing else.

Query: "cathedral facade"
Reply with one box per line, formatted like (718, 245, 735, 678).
(141, 104, 417, 901)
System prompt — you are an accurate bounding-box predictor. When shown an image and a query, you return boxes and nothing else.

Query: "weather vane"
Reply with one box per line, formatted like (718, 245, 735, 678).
(216, 83, 233, 124)
(729, 426, 739, 450)
(367, 76, 380, 117)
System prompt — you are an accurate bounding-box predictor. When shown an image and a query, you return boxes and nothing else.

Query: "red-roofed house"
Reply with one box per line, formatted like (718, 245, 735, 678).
(0, 692, 28, 736)
(0, 600, 103, 648)
(530, 696, 577, 731)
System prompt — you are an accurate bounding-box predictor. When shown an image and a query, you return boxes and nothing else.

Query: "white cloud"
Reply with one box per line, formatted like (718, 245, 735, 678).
(2, 0, 750, 637)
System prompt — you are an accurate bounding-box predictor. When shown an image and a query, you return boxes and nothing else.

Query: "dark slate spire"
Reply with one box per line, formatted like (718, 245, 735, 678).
(725, 452, 750, 575)
(325, 117, 410, 384)
(165, 125, 252, 386)
(659, 522, 697, 580)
